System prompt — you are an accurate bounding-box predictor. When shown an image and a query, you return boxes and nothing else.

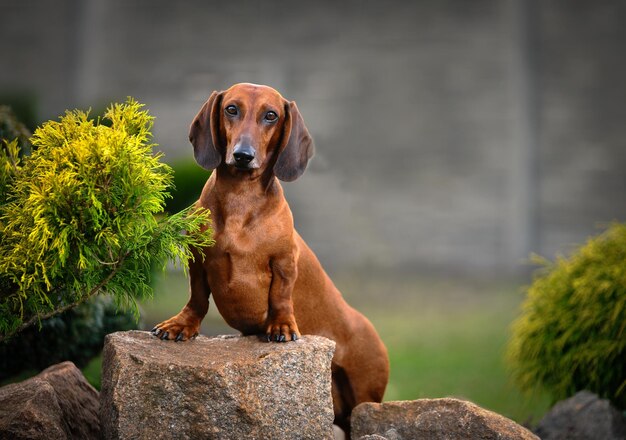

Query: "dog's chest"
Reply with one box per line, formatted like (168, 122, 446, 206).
(205, 215, 274, 331)
(205, 215, 276, 283)
(202, 192, 294, 294)
(212, 216, 265, 255)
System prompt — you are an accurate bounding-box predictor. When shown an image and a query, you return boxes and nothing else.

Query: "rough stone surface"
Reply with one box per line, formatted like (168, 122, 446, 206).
(351, 398, 538, 440)
(100, 330, 336, 440)
(535, 390, 626, 440)
(0, 361, 100, 439)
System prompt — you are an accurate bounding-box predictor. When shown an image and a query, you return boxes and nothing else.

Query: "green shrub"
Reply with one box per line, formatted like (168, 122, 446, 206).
(0, 106, 31, 202)
(0, 295, 137, 381)
(507, 223, 626, 409)
(164, 159, 211, 214)
(0, 98, 214, 341)
(0, 105, 31, 155)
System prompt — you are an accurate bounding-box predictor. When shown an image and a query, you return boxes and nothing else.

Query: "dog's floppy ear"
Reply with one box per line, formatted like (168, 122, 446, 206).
(274, 101, 315, 182)
(189, 91, 224, 170)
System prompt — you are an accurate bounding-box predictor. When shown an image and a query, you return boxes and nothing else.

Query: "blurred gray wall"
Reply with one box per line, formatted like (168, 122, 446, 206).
(2, 0, 626, 276)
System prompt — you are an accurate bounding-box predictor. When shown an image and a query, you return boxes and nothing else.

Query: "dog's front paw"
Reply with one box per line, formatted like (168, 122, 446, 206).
(265, 316, 301, 343)
(151, 313, 201, 342)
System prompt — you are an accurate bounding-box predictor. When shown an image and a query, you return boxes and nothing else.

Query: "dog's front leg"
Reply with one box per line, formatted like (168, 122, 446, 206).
(151, 248, 210, 342)
(265, 253, 301, 342)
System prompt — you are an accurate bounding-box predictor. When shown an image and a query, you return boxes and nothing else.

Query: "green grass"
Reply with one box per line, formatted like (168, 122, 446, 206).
(82, 355, 102, 390)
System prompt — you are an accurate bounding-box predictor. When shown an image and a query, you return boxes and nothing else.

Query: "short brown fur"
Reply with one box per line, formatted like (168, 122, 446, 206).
(153, 83, 389, 431)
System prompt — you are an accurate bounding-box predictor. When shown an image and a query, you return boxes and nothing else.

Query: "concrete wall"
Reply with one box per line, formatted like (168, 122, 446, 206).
(2, 0, 626, 276)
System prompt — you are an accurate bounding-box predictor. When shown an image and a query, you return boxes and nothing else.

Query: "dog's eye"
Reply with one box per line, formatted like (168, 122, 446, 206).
(264, 111, 278, 122)
(225, 105, 238, 116)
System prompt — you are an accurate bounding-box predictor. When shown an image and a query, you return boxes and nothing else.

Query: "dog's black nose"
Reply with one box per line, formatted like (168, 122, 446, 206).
(233, 146, 255, 166)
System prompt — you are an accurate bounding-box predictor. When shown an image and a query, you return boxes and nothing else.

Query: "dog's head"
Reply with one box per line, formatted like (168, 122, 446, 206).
(189, 83, 314, 182)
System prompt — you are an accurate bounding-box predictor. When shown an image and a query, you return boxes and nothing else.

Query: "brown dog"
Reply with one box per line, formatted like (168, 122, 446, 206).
(152, 83, 389, 431)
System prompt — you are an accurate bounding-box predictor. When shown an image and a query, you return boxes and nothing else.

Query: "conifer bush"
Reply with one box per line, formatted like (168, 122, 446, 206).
(0, 99, 214, 341)
(0, 295, 136, 380)
(507, 224, 626, 409)
(0, 106, 30, 203)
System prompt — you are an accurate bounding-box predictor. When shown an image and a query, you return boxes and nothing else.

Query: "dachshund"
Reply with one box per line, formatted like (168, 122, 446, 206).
(152, 83, 389, 432)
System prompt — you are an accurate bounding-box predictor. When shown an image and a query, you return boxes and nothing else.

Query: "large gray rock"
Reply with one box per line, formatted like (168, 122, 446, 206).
(351, 398, 538, 440)
(100, 330, 336, 439)
(0, 361, 100, 439)
(535, 390, 626, 440)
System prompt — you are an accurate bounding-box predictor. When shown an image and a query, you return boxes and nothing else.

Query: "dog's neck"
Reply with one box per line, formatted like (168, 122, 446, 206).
(214, 165, 281, 195)
(207, 166, 286, 230)
(209, 166, 284, 216)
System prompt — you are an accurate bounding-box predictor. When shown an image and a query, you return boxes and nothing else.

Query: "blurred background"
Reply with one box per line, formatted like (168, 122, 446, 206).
(3, 0, 626, 424)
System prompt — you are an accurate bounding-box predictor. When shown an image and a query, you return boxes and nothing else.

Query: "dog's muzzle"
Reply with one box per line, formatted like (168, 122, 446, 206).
(233, 144, 256, 169)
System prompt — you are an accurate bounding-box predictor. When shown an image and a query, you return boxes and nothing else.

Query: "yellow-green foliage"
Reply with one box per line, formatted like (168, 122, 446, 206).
(0, 105, 31, 155)
(0, 138, 20, 203)
(0, 99, 214, 340)
(508, 224, 626, 409)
